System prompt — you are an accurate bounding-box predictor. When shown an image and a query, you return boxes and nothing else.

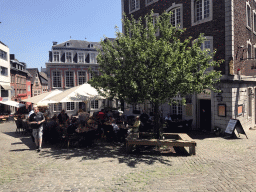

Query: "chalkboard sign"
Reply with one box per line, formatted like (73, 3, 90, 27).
(225, 119, 237, 134)
(225, 119, 248, 139)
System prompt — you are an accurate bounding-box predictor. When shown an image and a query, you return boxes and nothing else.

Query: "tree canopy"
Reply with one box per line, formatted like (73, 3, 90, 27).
(90, 11, 222, 106)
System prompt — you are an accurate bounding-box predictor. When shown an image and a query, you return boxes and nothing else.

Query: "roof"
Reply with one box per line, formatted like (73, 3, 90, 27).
(26, 68, 39, 84)
(0, 41, 8, 47)
(39, 72, 48, 80)
(25, 70, 33, 78)
(39, 75, 48, 85)
(52, 40, 101, 51)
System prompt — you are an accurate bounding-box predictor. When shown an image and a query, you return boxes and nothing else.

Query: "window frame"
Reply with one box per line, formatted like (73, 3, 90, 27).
(191, 0, 212, 26)
(90, 53, 96, 63)
(53, 51, 60, 62)
(52, 70, 62, 88)
(166, 4, 183, 29)
(65, 51, 73, 63)
(145, 0, 158, 6)
(66, 102, 75, 111)
(129, 0, 140, 14)
(78, 52, 85, 63)
(246, 1, 252, 30)
(91, 100, 99, 109)
(65, 70, 75, 88)
(0, 49, 7, 61)
(53, 103, 62, 112)
(77, 70, 87, 85)
(0, 66, 8, 76)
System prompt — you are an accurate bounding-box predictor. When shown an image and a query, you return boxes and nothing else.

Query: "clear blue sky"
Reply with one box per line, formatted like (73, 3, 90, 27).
(0, 0, 122, 70)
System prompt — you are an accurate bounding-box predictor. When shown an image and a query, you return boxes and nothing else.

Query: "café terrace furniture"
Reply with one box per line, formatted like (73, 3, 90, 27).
(126, 133, 196, 155)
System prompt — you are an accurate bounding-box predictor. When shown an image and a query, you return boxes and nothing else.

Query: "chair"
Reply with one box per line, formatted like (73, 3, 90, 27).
(15, 120, 23, 133)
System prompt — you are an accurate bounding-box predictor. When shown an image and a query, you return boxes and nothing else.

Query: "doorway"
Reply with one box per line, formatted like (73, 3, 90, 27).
(199, 99, 211, 131)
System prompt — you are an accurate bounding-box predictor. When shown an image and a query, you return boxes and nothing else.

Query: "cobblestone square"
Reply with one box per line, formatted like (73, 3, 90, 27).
(0, 122, 256, 192)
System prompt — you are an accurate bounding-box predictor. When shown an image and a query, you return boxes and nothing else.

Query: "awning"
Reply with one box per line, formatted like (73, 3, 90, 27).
(0, 100, 25, 108)
(0, 84, 12, 90)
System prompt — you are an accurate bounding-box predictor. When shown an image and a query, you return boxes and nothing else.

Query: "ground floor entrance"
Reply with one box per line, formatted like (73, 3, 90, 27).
(199, 99, 211, 131)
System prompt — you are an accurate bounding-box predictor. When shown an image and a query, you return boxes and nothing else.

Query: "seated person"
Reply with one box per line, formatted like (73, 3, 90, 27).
(140, 110, 149, 126)
(165, 113, 172, 121)
(129, 116, 140, 133)
(87, 116, 96, 128)
(111, 118, 120, 134)
(57, 110, 69, 124)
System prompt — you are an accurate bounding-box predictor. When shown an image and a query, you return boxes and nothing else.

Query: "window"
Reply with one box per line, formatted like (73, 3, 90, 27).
(90, 53, 96, 63)
(28, 85, 30, 91)
(253, 11, 256, 33)
(0, 49, 7, 60)
(145, 0, 158, 6)
(152, 13, 160, 36)
(129, 0, 140, 13)
(1, 89, 8, 97)
(0, 67, 8, 76)
(170, 8, 181, 27)
(247, 2, 251, 29)
(191, 0, 212, 26)
(34, 90, 38, 96)
(78, 53, 84, 63)
(53, 103, 62, 112)
(201, 40, 211, 51)
(172, 99, 182, 115)
(66, 52, 72, 63)
(166, 4, 183, 28)
(91, 100, 98, 109)
(78, 71, 87, 85)
(89, 71, 99, 80)
(67, 102, 75, 111)
(248, 42, 252, 59)
(53, 51, 59, 62)
(52, 71, 61, 88)
(65, 71, 74, 87)
(38, 90, 41, 95)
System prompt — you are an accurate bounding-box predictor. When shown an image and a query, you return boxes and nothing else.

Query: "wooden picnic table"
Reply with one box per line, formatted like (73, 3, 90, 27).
(126, 133, 196, 155)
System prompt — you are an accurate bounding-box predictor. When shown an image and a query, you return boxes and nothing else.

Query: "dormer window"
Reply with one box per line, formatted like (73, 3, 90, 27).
(66, 42, 70, 46)
(78, 53, 84, 63)
(53, 51, 60, 62)
(66, 52, 72, 63)
(88, 44, 94, 48)
(90, 53, 96, 63)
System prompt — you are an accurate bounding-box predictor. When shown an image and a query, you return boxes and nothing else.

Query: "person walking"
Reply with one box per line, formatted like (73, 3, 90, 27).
(28, 105, 45, 152)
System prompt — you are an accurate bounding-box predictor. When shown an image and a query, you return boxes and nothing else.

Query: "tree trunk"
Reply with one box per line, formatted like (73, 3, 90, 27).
(153, 102, 160, 139)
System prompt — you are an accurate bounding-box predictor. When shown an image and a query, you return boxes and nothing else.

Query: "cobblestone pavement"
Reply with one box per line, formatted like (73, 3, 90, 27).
(1, 122, 256, 191)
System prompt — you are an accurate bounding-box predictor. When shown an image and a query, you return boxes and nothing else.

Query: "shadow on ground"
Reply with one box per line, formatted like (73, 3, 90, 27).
(3, 130, 191, 168)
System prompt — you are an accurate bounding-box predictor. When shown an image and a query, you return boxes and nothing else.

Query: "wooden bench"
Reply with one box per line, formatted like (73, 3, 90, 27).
(126, 133, 196, 155)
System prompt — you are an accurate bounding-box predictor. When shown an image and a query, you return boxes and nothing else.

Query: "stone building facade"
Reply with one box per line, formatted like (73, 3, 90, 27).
(122, 0, 256, 132)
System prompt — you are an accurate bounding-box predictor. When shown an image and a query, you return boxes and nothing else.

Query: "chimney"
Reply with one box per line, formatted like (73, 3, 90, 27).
(10, 54, 15, 60)
(52, 41, 58, 45)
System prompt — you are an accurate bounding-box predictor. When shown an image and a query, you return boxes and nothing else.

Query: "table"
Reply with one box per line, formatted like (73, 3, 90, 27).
(126, 133, 196, 155)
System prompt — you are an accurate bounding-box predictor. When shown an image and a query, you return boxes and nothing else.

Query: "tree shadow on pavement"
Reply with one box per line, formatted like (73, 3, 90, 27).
(187, 130, 219, 140)
(38, 141, 189, 168)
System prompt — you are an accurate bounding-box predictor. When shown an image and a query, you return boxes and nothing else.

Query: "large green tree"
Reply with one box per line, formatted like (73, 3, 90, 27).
(89, 11, 223, 138)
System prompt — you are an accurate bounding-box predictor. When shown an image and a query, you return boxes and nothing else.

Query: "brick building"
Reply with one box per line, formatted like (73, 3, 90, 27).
(45, 40, 106, 117)
(10, 54, 33, 112)
(26, 68, 48, 98)
(122, 0, 256, 131)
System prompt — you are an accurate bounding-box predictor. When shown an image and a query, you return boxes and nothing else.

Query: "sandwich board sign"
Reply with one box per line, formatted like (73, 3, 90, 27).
(225, 119, 248, 139)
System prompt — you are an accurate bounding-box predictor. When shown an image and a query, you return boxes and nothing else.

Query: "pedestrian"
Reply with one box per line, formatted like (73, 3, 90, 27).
(28, 105, 45, 152)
